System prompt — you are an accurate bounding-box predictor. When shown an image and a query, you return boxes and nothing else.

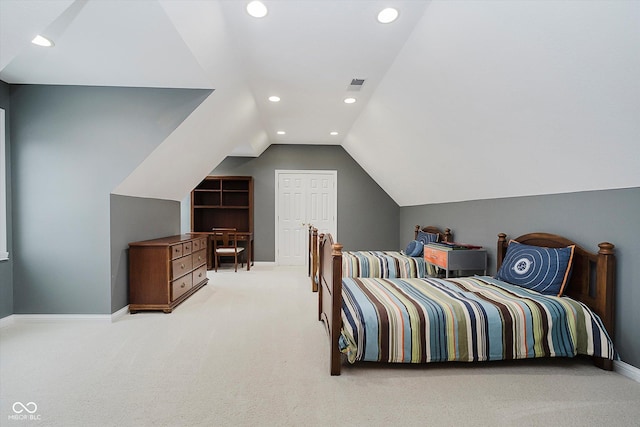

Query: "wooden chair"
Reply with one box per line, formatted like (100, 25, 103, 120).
(212, 228, 245, 272)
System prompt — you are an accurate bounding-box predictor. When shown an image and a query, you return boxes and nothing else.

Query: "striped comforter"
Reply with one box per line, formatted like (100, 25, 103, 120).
(342, 251, 427, 279)
(340, 276, 616, 364)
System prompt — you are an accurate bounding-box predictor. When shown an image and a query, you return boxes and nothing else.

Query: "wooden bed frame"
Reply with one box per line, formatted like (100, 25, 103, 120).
(308, 226, 319, 291)
(308, 225, 452, 292)
(319, 232, 616, 375)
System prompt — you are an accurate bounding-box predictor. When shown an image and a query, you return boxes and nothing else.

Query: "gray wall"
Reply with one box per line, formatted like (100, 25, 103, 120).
(9, 84, 210, 315)
(400, 187, 640, 369)
(110, 194, 180, 312)
(0, 81, 12, 318)
(209, 144, 400, 260)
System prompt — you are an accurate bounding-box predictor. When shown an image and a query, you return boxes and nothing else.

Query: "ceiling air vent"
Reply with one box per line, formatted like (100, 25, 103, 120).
(347, 78, 366, 91)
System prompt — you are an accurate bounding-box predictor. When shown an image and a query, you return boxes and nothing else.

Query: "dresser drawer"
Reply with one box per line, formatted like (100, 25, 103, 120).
(170, 244, 183, 260)
(192, 249, 206, 268)
(192, 264, 207, 285)
(172, 274, 193, 301)
(424, 246, 448, 269)
(171, 255, 193, 280)
(192, 238, 207, 252)
(182, 241, 192, 255)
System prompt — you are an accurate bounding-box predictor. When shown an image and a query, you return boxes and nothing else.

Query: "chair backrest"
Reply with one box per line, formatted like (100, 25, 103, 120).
(212, 228, 238, 249)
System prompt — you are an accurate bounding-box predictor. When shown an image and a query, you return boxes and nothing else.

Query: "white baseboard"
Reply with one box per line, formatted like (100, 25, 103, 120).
(1, 306, 132, 326)
(12, 314, 113, 322)
(111, 305, 130, 322)
(253, 261, 277, 266)
(615, 360, 640, 383)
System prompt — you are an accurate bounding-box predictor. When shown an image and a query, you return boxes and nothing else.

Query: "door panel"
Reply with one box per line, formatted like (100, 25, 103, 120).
(276, 171, 336, 266)
(277, 175, 306, 265)
(307, 176, 333, 236)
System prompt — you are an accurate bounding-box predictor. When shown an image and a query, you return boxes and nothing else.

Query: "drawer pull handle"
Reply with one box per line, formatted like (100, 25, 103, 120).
(181, 264, 185, 269)
(181, 283, 186, 288)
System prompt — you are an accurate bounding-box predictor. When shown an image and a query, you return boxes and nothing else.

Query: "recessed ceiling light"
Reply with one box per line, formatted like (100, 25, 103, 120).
(247, 1, 268, 18)
(344, 97, 357, 104)
(377, 8, 399, 24)
(268, 96, 280, 102)
(330, 131, 339, 136)
(31, 35, 54, 47)
(277, 131, 286, 135)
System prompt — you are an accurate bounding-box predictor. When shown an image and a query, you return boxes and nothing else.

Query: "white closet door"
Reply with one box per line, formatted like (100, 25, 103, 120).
(276, 170, 337, 266)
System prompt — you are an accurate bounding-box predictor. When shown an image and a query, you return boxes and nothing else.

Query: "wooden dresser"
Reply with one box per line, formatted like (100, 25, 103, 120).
(129, 234, 208, 313)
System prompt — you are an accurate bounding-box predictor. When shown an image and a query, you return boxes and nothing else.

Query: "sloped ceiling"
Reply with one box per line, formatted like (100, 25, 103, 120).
(1, 0, 639, 204)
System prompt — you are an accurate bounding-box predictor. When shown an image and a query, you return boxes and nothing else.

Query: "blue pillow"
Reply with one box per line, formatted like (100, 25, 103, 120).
(405, 240, 423, 257)
(496, 241, 575, 296)
(416, 231, 439, 245)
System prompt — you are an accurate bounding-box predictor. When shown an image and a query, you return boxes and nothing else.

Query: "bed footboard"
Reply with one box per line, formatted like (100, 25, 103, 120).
(318, 233, 343, 375)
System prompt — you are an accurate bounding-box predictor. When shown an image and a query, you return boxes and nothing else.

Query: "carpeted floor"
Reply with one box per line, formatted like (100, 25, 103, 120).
(1, 264, 639, 426)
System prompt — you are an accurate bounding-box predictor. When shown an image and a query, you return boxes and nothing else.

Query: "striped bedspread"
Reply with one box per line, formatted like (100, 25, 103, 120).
(342, 251, 427, 279)
(340, 276, 616, 364)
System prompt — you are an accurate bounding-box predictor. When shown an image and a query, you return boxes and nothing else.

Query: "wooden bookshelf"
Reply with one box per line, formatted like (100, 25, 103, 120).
(191, 176, 254, 233)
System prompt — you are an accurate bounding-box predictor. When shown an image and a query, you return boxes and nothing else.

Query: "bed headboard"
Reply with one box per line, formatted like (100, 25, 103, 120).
(497, 232, 616, 340)
(414, 225, 453, 243)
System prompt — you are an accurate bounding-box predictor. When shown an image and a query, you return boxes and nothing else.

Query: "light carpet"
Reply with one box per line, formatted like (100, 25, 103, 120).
(1, 264, 639, 426)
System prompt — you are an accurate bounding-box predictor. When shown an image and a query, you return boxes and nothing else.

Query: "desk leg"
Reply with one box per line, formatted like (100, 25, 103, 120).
(247, 239, 252, 271)
(206, 236, 213, 270)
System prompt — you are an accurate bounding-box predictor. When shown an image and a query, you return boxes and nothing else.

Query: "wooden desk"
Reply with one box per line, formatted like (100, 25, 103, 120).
(193, 232, 254, 271)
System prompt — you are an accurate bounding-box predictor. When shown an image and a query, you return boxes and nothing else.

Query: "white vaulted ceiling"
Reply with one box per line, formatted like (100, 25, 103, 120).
(1, 0, 639, 204)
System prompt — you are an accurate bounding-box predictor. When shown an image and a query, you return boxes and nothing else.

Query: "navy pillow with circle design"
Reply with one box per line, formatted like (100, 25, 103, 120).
(495, 240, 575, 296)
(416, 231, 439, 246)
(405, 240, 423, 257)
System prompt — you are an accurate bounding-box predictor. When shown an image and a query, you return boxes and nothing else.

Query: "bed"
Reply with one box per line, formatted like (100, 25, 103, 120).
(318, 232, 616, 375)
(308, 225, 452, 291)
